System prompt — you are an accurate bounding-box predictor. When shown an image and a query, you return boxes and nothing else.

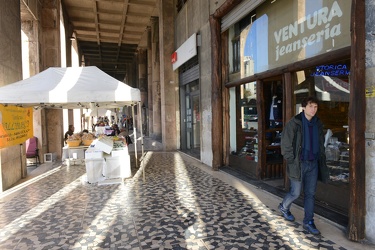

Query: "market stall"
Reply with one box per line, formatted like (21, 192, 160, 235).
(0, 66, 144, 182)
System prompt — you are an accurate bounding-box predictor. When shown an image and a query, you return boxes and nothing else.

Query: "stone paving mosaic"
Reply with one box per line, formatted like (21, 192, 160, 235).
(0, 152, 348, 249)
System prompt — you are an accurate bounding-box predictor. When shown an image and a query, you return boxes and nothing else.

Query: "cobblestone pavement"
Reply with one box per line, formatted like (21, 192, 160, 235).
(0, 151, 372, 249)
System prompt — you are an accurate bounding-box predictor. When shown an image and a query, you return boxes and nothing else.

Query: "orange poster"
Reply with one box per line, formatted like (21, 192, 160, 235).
(0, 105, 33, 149)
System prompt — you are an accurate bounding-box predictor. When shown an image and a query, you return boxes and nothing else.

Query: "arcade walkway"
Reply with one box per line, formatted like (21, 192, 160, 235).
(0, 150, 373, 249)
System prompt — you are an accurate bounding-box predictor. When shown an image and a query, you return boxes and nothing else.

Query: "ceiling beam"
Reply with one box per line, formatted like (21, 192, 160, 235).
(70, 17, 148, 27)
(91, 0, 103, 68)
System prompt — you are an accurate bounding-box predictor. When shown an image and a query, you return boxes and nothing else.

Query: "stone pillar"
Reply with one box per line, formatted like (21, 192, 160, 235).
(365, 0, 375, 244)
(40, 0, 64, 158)
(151, 17, 162, 140)
(21, 20, 40, 78)
(138, 48, 147, 135)
(0, 0, 24, 191)
(41, 0, 61, 69)
(125, 59, 138, 130)
(0, 0, 22, 84)
(147, 26, 153, 136)
(159, 1, 177, 150)
(21, 1, 45, 164)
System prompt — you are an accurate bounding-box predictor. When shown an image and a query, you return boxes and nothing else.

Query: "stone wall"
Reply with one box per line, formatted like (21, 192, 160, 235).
(0, 0, 22, 86)
(365, 0, 375, 243)
(0, 0, 25, 191)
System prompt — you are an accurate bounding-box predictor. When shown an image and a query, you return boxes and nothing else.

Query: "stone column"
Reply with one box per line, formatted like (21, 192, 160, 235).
(365, 0, 375, 243)
(40, 0, 64, 159)
(147, 26, 153, 136)
(159, 0, 177, 150)
(0, 0, 24, 191)
(151, 17, 162, 140)
(138, 48, 147, 135)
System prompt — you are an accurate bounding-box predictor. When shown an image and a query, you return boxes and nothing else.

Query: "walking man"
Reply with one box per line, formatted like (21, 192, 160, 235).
(278, 96, 329, 235)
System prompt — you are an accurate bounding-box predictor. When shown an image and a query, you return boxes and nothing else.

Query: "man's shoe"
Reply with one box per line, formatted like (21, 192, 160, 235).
(303, 220, 320, 235)
(278, 203, 295, 221)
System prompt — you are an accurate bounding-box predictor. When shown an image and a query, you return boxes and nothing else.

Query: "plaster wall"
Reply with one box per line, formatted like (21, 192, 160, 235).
(365, 0, 375, 243)
(0, 0, 25, 191)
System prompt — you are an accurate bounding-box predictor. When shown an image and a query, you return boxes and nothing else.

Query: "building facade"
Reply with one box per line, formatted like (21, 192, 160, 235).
(174, 0, 374, 243)
(0, 0, 374, 244)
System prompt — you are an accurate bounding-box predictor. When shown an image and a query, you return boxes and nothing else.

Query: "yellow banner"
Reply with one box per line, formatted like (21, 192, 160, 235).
(0, 105, 33, 149)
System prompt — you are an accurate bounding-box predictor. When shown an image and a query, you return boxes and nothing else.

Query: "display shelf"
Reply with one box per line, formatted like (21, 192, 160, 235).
(265, 128, 282, 133)
(327, 163, 348, 171)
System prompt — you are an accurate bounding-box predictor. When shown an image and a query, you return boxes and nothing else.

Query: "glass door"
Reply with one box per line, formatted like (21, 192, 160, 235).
(190, 94, 200, 149)
(182, 81, 200, 158)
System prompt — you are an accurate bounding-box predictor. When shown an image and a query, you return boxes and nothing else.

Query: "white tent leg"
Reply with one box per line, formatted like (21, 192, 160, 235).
(132, 105, 138, 168)
(139, 102, 145, 181)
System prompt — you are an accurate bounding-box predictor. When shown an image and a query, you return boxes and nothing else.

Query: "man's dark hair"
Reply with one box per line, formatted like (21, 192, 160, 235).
(301, 96, 319, 107)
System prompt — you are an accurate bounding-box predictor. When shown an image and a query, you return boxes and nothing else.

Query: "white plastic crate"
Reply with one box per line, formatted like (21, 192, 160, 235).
(85, 158, 104, 183)
(103, 155, 131, 179)
(68, 148, 85, 159)
(85, 148, 104, 159)
(44, 153, 57, 162)
(94, 137, 113, 154)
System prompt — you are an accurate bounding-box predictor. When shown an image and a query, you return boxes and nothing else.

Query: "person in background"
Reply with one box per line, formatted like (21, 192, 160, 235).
(80, 129, 89, 136)
(278, 96, 329, 235)
(110, 124, 120, 136)
(64, 125, 74, 143)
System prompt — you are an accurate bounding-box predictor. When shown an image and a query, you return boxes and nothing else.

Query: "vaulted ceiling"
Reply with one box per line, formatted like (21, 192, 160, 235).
(62, 0, 158, 80)
(20, 0, 159, 81)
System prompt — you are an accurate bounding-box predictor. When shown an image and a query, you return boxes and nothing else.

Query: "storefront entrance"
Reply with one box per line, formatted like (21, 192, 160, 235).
(180, 81, 201, 159)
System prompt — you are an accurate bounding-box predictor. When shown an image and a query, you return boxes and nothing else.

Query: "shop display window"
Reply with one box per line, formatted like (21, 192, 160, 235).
(230, 79, 285, 180)
(294, 59, 350, 184)
(263, 80, 283, 166)
(233, 82, 258, 161)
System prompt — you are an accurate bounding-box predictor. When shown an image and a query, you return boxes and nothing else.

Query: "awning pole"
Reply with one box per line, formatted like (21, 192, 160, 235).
(132, 105, 138, 168)
(139, 102, 145, 181)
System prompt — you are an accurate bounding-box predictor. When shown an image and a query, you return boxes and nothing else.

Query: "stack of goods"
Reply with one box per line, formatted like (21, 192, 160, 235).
(66, 133, 81, 147)
(82, 132, 96, 146)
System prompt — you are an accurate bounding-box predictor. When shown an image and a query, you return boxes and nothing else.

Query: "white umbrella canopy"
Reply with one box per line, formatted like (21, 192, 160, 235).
(0, 66, 144, 173)
(0, 66, 140, 109)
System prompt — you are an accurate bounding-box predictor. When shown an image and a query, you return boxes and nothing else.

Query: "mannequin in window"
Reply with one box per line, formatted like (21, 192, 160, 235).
(269, 95, 283, 128)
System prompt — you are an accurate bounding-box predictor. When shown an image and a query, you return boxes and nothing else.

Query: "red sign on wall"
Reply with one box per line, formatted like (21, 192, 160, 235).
(171, 52, 177, 63)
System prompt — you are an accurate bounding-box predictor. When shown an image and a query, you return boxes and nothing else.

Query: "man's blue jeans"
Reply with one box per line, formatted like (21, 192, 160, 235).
(282, 160, 318, 224)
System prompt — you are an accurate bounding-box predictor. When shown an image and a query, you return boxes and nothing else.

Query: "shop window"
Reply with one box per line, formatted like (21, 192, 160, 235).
(294, 59, 350, 184)
(260, 79, 284, 179)
(229, 78, 285, 180)
(227, 0, 351, 78)
(232, 38, 240, 73)
(230, 82, 258, 165)
(228, 11, 256, 75)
